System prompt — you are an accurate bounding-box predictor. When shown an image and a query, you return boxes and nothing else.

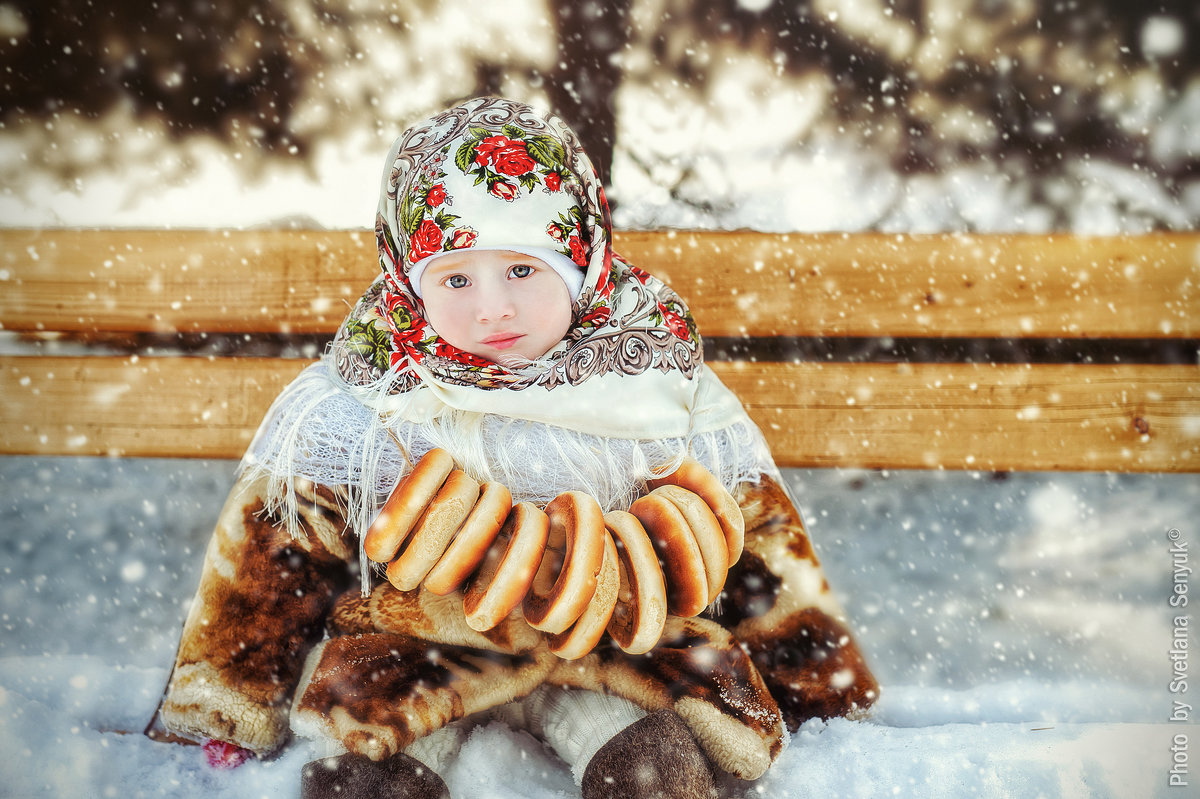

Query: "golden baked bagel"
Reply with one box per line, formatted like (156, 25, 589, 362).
(652, 484, 728, 605)
(385, 469, 480, 592)
(523, 491, 606, 634)
(462, 501, 550, 632)
(363, 448, 455, 563)
(547, 531, 620, 660)
(629, 490, 709, 617)
(423, 481, 513, 596)
(603, 510, 667, 654)
(647, 457, 745, 564)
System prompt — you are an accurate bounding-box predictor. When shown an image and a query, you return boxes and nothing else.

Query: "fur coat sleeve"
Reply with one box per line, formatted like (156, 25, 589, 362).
(158, 474, 356, 754)
(718, 475, 878, 729)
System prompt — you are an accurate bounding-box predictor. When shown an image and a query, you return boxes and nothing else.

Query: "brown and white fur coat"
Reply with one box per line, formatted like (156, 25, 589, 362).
(158, 464, 878, 782)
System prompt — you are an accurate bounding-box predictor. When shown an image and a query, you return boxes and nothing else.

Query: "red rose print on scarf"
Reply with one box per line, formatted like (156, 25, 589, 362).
(577, 303, 612, 331)
(568, 234, 587, 267)
(398, 149, 460, 267)
(425, 184, 447, 207)
(409, 218, 444, 262)
(456, 126, 576, 201)
(378, 288, 432, 369)
(382, 291, 426, 342)
(475, 135, 537, 177)
(432, 338, 494, 369)
(548, 207, 589, 267)
(657, 301, 695, 342)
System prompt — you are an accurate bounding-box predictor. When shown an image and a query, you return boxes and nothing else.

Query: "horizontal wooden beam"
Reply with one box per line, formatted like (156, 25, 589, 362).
(3, 355, 1196, 471)
(630, 230, 1199, 339)
(0, 356, 308, 459)
(715, 360, 1199, 472)
(1, 229, 372, 336)
(3, 229, 1196, 338)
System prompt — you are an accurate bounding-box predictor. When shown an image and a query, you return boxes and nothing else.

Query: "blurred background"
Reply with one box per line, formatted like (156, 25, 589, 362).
(1, 0, 1197, 233)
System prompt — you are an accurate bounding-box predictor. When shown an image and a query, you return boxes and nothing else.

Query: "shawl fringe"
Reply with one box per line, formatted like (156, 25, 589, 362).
(240, 360, 775, 596)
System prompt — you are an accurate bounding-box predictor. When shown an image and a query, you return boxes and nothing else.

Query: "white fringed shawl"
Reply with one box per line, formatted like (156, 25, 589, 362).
(240, 358, 775, 595)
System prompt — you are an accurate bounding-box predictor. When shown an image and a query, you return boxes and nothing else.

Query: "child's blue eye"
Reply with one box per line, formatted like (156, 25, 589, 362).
(446, 274, 469, 289)
(509, 264, 534, 279)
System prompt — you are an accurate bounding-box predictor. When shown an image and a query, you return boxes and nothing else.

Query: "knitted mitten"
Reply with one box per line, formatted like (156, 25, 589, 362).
(521, 685, 646, 785)
(300, 752, 449, 799)
(581, 709, 718, 799)
(403, 722, 468, 777)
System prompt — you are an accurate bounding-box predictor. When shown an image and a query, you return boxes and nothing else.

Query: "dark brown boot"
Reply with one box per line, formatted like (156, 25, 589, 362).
(300, 751, 449, 799)
(581, 709, 718, 799)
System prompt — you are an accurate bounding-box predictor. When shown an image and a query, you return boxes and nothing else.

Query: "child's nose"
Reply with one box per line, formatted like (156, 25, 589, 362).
(477, 293, 516, 322)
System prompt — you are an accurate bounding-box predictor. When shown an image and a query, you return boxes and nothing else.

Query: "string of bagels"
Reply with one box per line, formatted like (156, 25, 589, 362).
(364, 448, 745, 660)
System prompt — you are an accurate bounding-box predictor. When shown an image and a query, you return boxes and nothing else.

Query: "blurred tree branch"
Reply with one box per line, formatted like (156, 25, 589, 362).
(633, 0, 1198, 181)
(1, 0, 1195, 228)
(1, 0, 309, 151)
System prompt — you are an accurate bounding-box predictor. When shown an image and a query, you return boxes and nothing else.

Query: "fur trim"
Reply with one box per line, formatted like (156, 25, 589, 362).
(160, 661, 290, 754)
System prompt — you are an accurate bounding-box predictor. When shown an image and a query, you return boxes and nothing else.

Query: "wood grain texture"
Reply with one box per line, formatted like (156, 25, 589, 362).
(709, 360, 1200, 472)
(0, 355, 308, 459)
(3, 229, 1196, 337)
(4, 356, 1195, 470)
(0, 229, 374, 335)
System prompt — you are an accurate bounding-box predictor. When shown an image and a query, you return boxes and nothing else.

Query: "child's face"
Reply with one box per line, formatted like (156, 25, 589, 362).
(420, 250, 574, 364)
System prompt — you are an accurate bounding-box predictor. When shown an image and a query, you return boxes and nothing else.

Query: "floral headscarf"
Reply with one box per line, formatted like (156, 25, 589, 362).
(398, 122, 589, 300)
(247, 99, 770, 558)
(332, 97, 703, 416)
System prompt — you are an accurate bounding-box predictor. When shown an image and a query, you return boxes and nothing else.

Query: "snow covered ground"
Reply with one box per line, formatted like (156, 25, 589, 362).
(1, 458, 1194, 797)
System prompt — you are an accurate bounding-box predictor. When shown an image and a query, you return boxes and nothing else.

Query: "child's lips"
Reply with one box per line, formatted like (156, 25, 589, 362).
(481, 332, 524, 350)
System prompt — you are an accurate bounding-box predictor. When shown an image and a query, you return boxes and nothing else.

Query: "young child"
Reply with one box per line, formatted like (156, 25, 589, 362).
(156, 96, 878, 799)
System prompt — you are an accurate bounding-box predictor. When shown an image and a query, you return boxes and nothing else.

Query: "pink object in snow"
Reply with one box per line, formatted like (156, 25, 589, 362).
(202, 738, 252, 769)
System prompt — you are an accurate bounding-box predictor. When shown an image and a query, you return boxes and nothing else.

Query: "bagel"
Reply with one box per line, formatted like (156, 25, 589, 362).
(629, 491, 709, 617)
(462, 502, 549, 632)
(603, 510, 667, 654)
(522, 491, 606, 634)
(652, 485, 729, 605)
(547, 531, 620, 660)
(363, 448, 455, 563)
(647, 457, 745, 565)
(423, 481, 513, 596)
(385, 469, 480, 592)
